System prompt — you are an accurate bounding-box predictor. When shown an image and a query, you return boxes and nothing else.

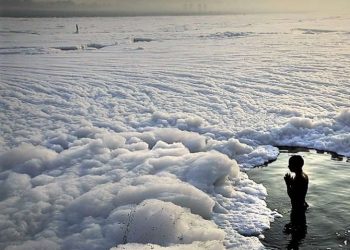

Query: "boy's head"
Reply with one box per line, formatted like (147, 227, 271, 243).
(288, 155, 304, 172)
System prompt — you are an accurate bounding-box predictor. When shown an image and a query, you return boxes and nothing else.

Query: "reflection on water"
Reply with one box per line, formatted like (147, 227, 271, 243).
(248, 148, 350, 250)
(284, 208, 307, 250)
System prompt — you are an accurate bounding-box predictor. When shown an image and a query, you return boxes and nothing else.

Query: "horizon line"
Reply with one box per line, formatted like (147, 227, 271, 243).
(0, 9, 325, 18)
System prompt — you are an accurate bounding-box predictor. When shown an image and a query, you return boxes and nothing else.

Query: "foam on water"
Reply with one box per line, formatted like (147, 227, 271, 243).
(0, 13, 350, 249)
(0, 127, 275, 249)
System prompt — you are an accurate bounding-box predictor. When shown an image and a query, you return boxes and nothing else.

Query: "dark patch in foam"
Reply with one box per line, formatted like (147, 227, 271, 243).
(0, 30, 39, 35)
(133, 37, 153, 43)
(0, 46, 46, 55)
(292, 28, 340, 34)
(52, 46, 82, 51)
(201, 31, 254, 39)
(86, 43, 107, 49)
(53, 42, 115, 51)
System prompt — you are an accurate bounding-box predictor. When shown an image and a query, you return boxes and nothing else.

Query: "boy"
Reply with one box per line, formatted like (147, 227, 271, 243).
(284, 155, 309, 211)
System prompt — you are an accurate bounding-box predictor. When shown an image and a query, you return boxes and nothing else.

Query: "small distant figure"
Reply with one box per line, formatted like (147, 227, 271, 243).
(284, 155, 309, 211)
(284, 155, 309, 249)
(75, 24, 79, 34)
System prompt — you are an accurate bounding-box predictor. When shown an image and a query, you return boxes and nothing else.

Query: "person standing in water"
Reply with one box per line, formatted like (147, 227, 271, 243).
(284, 155, 309, 211)
(75, 24, 79, 34)
(284, 155, 309, 249)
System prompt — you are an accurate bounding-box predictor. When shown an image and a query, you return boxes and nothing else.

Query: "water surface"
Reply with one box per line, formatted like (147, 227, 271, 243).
(248, 148, 350, 249)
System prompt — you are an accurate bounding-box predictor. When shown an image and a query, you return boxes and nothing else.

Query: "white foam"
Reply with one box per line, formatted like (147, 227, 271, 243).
(111, 241, 224, 250)
(1, 13, 349, 249)
(238, 110, 350, 157)
(0, 128, 275, 249)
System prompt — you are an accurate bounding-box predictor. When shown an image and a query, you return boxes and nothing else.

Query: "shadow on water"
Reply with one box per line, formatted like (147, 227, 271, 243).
(248, 147, 350, 250)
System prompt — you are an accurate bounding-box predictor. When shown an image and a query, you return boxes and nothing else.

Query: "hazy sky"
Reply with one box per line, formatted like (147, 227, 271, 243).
(1, 0, 350, 16)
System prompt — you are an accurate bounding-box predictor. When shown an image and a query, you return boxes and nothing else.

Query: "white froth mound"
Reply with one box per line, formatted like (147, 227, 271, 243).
(1, 111, 348, 249)
(0, 127, 275, 250)
(238, 109, 350, 157)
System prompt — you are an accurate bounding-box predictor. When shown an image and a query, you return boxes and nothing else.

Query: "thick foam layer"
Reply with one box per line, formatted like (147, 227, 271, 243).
(1, 13, 349, 249)
(0, 127, 275, 249)
(237, 111, 350, 157)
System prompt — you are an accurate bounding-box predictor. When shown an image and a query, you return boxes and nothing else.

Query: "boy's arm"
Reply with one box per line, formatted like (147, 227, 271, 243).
(301, 174, 309, 197)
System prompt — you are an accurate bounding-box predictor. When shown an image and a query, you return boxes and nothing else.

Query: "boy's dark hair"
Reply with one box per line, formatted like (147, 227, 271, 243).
(289, 155, 304, 170)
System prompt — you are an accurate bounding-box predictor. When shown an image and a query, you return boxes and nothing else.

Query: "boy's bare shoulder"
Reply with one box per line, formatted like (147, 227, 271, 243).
(302, 172, 309, 181)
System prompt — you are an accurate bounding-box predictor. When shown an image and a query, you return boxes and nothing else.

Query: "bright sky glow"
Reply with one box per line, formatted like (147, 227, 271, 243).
(1, 0, 350, 16)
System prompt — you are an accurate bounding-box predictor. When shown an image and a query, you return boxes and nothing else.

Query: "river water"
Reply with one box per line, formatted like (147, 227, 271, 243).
(248, 148, 350, 249)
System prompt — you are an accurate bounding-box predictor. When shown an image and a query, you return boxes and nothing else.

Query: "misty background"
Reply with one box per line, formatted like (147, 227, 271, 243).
(1, 0, 350, 17)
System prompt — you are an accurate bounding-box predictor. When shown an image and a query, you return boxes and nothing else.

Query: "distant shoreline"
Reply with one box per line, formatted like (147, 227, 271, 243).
(0, 10, 319, 18)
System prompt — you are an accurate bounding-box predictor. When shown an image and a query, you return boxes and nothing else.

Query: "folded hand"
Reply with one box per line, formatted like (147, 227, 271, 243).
(284, 173, 292, 184)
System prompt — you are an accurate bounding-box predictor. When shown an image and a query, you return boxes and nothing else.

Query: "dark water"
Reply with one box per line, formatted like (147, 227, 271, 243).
(248, 148, 350, 250)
